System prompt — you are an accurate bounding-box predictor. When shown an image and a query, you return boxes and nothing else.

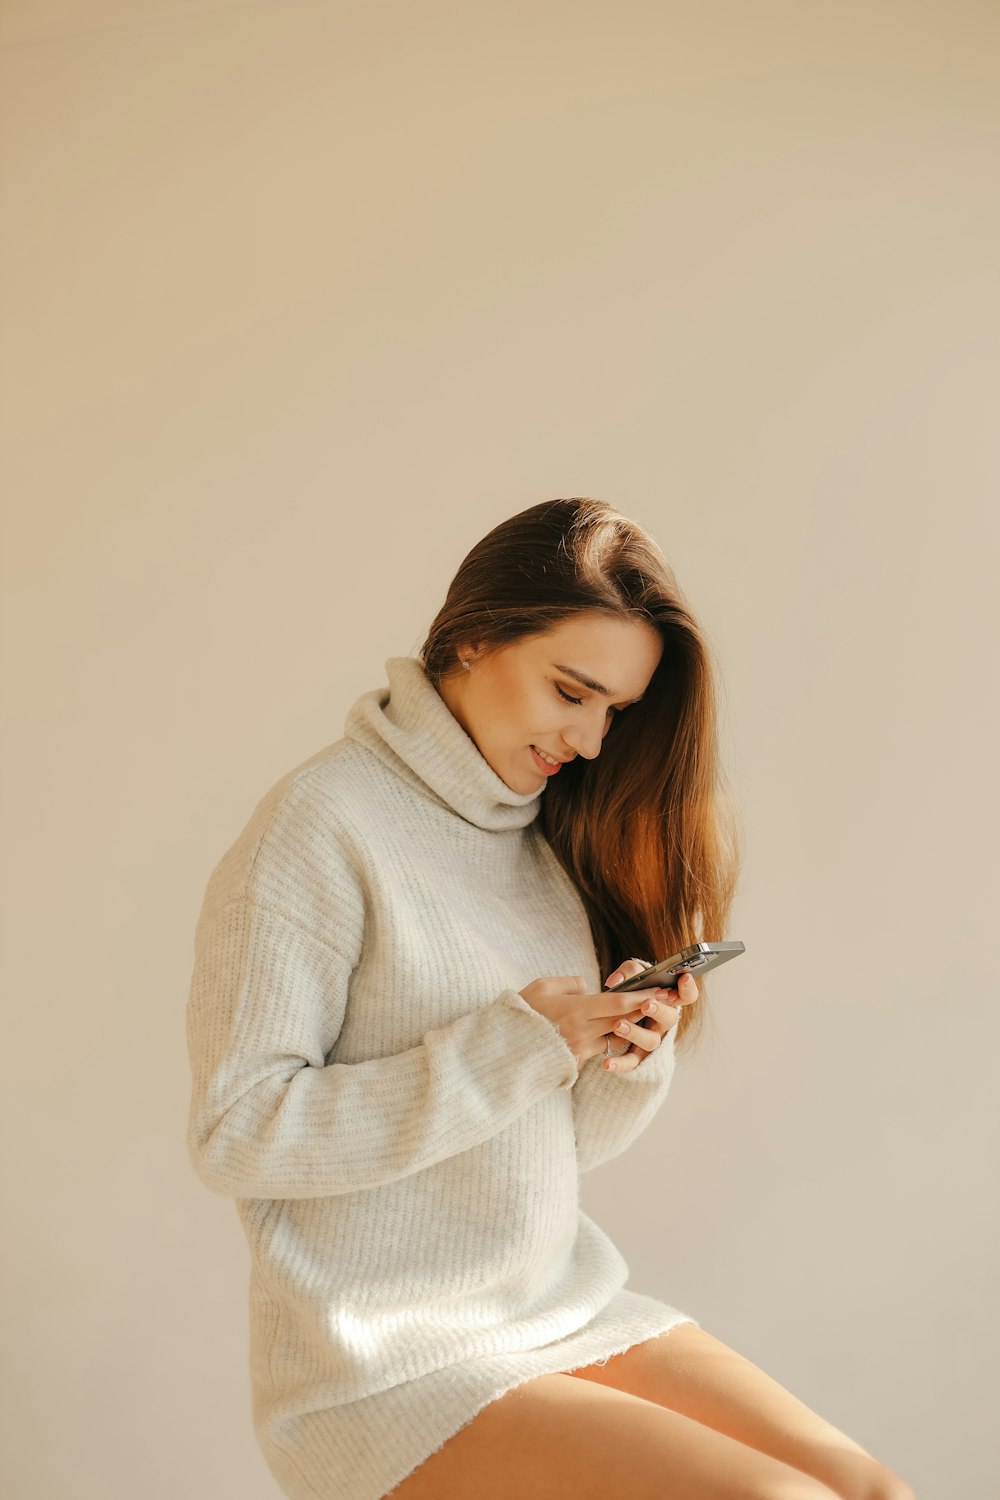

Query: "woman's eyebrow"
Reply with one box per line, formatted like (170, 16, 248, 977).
(553, 663, 612, 695)
(552, 662, 644, 704)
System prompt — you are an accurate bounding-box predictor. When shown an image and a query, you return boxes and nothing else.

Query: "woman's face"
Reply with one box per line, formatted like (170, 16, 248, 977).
(438, 611, 664, 794)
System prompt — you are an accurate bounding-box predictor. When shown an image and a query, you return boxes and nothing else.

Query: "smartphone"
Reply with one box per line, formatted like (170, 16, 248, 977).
(603, 940, 746, 993)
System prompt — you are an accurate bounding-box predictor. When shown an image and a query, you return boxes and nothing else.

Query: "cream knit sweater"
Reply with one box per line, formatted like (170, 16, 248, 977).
(185, 655, 698, 1499)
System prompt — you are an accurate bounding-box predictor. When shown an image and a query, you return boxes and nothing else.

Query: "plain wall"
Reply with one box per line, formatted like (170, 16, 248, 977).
(1, 2, 998, 1496)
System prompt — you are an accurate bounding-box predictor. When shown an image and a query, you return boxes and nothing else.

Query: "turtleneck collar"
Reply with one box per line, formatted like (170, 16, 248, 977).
(343, 656, 544, 832)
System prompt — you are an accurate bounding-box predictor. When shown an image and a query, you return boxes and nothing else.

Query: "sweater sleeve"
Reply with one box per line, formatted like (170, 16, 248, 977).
(570, 1022, 678, 1173)
(185, 897, 580, 1200)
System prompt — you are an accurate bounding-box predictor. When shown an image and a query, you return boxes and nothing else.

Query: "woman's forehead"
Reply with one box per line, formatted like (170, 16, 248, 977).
(523, 618, 662, 693)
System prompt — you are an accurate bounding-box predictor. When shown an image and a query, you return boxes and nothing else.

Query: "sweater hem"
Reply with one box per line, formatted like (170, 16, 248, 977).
(254, 1287, 700, 1500)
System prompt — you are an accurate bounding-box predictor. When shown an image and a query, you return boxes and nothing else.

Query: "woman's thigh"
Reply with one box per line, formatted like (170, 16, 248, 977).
(567, 1323, 907, 1500)
(387, 1371, 842, 1500)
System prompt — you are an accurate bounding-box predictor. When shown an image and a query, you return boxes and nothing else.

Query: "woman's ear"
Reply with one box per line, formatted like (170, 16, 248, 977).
(455, 641, 480, 668)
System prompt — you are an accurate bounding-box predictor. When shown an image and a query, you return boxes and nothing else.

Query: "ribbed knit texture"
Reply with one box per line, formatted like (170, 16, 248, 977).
(185, 656, 698, 1499)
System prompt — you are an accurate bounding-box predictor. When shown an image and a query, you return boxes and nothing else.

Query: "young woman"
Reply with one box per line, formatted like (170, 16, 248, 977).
(186, 498, 913, 1500)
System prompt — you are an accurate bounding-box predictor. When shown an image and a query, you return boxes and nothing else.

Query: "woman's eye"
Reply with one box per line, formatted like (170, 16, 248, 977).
(555, 683, 619, 717)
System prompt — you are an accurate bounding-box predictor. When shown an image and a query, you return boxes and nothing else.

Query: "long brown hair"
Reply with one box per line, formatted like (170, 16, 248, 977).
(419, 498, 742, 1055)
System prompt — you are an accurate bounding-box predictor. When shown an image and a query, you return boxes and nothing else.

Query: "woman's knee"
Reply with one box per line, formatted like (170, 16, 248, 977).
(866, 1467, 916, 1500)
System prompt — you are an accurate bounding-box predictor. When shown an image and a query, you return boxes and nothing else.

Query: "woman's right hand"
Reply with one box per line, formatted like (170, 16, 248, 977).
(517, 974, 672, 1069)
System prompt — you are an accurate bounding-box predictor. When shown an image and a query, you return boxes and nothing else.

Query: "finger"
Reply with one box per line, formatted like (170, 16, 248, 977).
(675, 972, 699, 1004)
(604, 1051, 642, 1072)
(654, 994, 687, 1030)
(604, 1010, 678, 1069)
(609, 1015, 664, 1052)
(604, 985, 692, 1068)
(593, 984, 671, 1020)
(604, 957, 652, 990)
(632, 997, 682, 1037)
(659, 974, 698, 1007)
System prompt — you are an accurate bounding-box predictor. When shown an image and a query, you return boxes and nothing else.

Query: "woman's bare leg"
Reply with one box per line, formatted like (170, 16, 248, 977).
(388, 1370, 845, 1499)
(567, 1323, 914, 1500)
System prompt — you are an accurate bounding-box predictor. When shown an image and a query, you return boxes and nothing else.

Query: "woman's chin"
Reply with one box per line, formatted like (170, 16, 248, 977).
(489, 746, 548, 794)
(499, 763, 545, 794)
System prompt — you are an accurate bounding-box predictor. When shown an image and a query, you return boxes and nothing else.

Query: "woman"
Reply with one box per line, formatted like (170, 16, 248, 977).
(185, 498, 913, 1499)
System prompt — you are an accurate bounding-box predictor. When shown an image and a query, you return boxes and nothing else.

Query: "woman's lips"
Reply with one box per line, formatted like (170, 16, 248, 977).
(530, 745, 563, 776)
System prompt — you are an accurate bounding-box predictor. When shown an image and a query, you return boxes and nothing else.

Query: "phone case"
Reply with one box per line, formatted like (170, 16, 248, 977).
(605, 940, 746, 993)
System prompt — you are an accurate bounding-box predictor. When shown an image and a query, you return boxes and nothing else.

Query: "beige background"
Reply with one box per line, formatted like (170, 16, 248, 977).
(2, 2, 998, 1496)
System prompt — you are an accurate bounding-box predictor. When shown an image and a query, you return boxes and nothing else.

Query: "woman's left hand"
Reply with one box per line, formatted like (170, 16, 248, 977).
(602, 957, 700, 1072)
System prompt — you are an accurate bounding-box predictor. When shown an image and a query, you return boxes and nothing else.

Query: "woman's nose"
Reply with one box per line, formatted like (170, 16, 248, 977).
(562, 714, 608, 760)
